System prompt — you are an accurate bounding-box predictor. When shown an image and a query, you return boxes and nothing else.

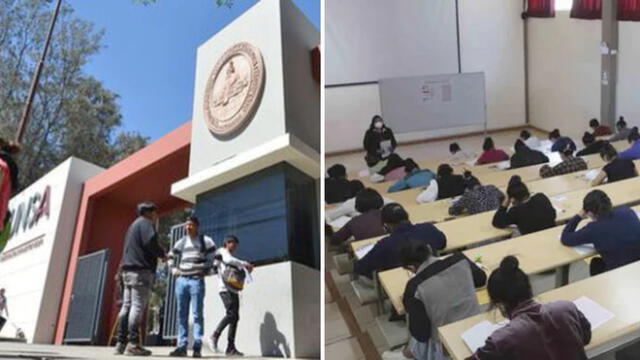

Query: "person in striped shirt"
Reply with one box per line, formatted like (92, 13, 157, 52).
(168, 216, 216, 358)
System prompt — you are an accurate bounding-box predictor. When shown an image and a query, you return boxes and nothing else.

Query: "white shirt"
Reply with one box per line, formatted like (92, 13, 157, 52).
(215, 248, 250, 293)
(416, 179, 439, 204)
(524, 136, 541, 149)
(325, 196, 395, 222)
(448, 151, 476, 166)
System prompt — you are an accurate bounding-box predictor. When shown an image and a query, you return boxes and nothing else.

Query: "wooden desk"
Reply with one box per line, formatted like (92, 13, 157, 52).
(439, 260, 640, 359)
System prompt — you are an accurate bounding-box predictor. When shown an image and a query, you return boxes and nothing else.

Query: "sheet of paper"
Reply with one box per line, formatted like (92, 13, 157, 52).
(461, 320, 507, 353)
(634, 210, 640, 219)
(552, 195, 567, 202)
(358, 169, 370, 178)
(495, 161, 510, 170)
(572, 243, 596, 256)
(466, 160, 477, 167)
(355, 243, 375, 260)
(583, 169, 600, 181)
(329, 216, 351, 229)
(573, 296, 615, 331)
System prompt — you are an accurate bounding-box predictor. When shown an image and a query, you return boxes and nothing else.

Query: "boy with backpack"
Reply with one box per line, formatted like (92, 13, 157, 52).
(208, 235, 253, 356)
(167, 216, 217, 358)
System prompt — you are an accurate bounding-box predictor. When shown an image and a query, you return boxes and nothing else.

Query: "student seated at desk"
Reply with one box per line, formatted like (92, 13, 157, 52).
(576, 132, 607, 157)
(539, 144, 587, 178)
(561, 190, 640, 276)
(590, 118, 612, 137)
(326, 164, 361, 204)
(331, 188, 387, 245)
(416, 164, 466, 204)
(591, 143, 637, 186)
(609, 117, 631, 142)
(449, 172, 503, 216)
(388, 159, 436, 193)
(467, 256, 591, 360)
(548, 129, 577, 153)
(618, 127, 640, 160)
(519, 130, 541, 149)
(448, 142, 476, 166)
(492, 176, 556, 235)
(326, 185, 392, 222)
(400, 240, 486, 360)
(369, 153, 407, 183)
(476, 137, 509, 165)
(509, 139, 549, 169)
(353, 203, 446, 279)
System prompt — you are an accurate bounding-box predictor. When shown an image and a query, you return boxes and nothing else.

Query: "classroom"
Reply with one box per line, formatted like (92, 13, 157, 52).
(324, 1, 640, 359)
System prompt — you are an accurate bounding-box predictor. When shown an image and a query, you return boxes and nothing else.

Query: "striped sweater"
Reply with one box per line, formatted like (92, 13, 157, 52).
(168, 234, 217, 277)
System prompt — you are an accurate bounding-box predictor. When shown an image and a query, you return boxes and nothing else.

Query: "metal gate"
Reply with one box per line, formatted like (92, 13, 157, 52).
(64, 249, 110, 344)
(162, 223, 186, 340)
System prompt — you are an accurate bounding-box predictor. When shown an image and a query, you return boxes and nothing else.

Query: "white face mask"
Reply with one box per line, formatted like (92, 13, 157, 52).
(374, 122, 383, 129)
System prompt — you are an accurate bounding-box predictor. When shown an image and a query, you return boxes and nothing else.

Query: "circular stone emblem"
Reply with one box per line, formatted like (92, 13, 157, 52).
(203, 42, 265, 137)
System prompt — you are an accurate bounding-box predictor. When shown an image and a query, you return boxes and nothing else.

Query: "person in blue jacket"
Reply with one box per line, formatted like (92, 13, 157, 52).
(549, 129, 577, 153)
(619, 127, 640, 160)
(561, 190, 640, 276)
(387, 159, 435, 193)
(353, 203, 447, 279)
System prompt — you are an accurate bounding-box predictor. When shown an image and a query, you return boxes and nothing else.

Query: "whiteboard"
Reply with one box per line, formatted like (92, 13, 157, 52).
(325, 0, 458, 86)
(379, 72, 487, 134)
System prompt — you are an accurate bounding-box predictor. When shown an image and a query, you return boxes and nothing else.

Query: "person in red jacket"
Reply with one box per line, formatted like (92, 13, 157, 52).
(590, 118, 612, 137)
(0, 138, 21, 234)
(476, 137, 509, 165)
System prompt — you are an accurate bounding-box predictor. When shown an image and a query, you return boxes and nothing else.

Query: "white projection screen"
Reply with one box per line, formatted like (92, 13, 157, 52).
(379, 72, 487, 134)
(326, 0, 459, 86)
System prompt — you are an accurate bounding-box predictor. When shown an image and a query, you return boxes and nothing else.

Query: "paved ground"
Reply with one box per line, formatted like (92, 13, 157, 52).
(0, 342, 302, 360)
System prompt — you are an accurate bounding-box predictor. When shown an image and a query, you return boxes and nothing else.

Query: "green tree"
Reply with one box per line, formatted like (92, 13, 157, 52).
(0, 0, 148, 190)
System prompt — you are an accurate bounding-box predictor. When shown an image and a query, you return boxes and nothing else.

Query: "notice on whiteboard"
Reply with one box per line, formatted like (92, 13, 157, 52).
(421, 80, 453, 103)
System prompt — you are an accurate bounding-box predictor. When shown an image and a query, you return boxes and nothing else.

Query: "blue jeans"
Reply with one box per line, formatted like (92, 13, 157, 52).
(175, 277, 205, 350)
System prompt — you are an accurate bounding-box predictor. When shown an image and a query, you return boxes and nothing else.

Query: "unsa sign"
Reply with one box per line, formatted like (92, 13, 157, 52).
(9, 185, 51, 239)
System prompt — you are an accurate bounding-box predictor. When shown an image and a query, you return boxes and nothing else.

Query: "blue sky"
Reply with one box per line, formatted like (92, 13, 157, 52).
(66, 0, 320, 141)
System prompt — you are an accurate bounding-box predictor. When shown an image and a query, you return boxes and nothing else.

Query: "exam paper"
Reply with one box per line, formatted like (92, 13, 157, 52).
(329, 216, 351, 229)
(495, 161, 510, 170)
(358, 169, 370, 178)
(573, 296, 615, 331)
(572, 243, 596, 256)
(355, 243, 375, 260)
(461, 320, 508, 352)
(583, 169, 600, 182)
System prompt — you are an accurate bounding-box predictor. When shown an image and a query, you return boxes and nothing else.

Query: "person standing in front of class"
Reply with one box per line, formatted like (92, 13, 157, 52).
(208, 236, 253, 356)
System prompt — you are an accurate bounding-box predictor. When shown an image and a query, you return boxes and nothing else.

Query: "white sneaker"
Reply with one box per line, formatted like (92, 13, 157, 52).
(207, 335, 220, 353)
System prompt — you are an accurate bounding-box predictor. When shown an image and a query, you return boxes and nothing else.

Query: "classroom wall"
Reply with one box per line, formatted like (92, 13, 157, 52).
(325, 0, 526, 154)
(528, 12, 640, 140)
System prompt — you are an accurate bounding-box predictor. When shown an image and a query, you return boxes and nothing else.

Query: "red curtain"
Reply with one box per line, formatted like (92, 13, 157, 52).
(527, 0, 556, 17)
(619, 0, 640, 21)
(571, 0, 602, 19)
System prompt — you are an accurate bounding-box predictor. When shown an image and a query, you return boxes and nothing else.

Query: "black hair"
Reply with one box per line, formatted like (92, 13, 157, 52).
(617, 117, 627, 129)
(404, 158, 419, 173)
(437, 163, 454, 178)
(381, 203, 409, 225)
(355, 188, 384, 213)
(487, 256, 532, 316)
(349, 180, 365, 198)
(628, 127, 640, 144)
(186, 215, 200, 226)
(449, 142, 461, 153)
(399, 239, 432, 268)
(589, 118, 600, 128)
(327, 164, 347, 179)
(482, 137, 495, 152)
(560, 142, 575, 157)
(463, 170, 481, 190)
(582, 131, 595, 146)
(549, 129, 561, 140)
(137, 202, 158, 216)
(0, 138, 21, 154)
(514, 139, 527, 152)
(369, 115, 384, 130)
(520, 130, 531, 140)
(599, 142, 618, 162)
(506, 176, 530, 202)
(583, 190, 613, 219)
(225, 235, 240, 245)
